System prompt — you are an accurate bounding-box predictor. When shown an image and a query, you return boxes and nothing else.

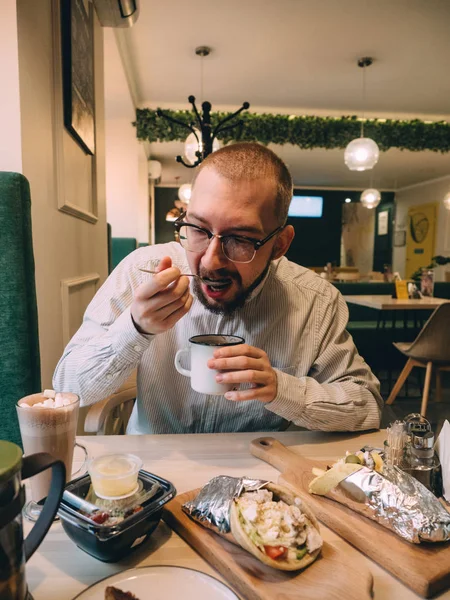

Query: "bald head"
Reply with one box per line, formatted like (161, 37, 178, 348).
(192, 143, 293, 226)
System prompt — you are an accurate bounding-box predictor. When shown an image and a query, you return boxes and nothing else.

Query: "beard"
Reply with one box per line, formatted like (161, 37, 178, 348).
(193, 259, 272, 316)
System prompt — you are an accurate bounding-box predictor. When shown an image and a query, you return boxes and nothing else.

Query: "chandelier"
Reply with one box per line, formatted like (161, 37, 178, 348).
(157, 47, 250, 168)
(360, 188, 381, 209)
(165, 178, 192, 222)
(344, 58, 380, 172)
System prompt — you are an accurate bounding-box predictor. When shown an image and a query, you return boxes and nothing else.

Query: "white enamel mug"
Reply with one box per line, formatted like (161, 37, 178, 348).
(174, 334, 245, 395)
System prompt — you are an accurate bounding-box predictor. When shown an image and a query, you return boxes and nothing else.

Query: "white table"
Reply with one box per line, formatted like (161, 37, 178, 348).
(343, 295, 449, 311)
(25, 430, 450, 600)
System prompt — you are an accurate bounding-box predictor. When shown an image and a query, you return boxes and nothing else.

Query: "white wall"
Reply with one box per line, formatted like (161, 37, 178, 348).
(104, 29, 149, 242)
(17, 0, 108, 399)
(393, 176, 450, 280)
(0, 0, 22, 172)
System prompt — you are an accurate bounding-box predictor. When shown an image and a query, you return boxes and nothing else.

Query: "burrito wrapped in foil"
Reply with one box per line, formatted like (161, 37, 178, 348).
(310, 449, 450, 544)
(183, 475, 323, 571)
(183, 476, 268, 534)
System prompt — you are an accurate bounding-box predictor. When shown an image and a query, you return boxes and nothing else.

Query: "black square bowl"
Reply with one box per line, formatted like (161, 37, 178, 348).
(58, 470, 176, 562)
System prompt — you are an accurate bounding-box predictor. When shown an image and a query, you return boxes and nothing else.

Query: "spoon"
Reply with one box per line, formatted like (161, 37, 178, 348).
(137, 267, 201, 279)
(137, 265, 221, 285)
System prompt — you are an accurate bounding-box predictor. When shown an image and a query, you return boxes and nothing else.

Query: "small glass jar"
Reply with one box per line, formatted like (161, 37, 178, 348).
(420, 268, 434, 297)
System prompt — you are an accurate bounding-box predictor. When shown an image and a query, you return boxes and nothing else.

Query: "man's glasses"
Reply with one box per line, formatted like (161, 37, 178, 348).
(174, 215, 285, 264)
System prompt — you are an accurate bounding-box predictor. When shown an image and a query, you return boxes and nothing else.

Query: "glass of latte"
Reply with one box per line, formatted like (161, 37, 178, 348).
(16, 390, 87, 521)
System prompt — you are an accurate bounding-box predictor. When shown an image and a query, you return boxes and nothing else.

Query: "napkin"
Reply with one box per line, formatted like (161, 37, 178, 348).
(435, 420, 450, 502)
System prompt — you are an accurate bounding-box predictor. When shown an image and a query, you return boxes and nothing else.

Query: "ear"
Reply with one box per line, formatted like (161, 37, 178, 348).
(271, 225, 295, 260)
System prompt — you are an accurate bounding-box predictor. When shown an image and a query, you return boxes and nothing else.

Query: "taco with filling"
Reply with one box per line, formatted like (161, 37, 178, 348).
(230, 482, 322, 571)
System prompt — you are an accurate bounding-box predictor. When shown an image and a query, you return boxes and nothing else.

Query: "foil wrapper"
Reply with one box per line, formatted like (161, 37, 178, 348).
(182, 476, 268, 534)
(332, 463, 450, 543)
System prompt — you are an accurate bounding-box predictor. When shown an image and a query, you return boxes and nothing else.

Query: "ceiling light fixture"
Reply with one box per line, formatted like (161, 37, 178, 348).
(344, 57, 380, 172)
(157, 46, 250, 168)
(165, 177, 190, 222)
(178, 183, 192, 204)
(360, 188, 381, 209)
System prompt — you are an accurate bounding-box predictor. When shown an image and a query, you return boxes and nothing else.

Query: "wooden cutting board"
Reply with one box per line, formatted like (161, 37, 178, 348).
(162, 488, 373, 600)
(250, 436, 450, 598)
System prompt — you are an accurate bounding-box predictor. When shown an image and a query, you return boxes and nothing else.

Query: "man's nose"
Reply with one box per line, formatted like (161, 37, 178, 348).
(201, 236, 230, 271)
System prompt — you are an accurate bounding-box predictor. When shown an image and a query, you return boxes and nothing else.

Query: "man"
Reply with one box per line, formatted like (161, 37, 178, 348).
(53, 143, 382, 434)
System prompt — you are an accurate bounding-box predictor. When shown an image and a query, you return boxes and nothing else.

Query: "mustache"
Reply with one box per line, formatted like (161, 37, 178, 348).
(198, 268, 240, 283)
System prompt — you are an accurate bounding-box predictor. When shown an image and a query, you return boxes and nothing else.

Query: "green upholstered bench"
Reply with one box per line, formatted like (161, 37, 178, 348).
(111, 237, 138, 270)
(0, 172, 41, 446)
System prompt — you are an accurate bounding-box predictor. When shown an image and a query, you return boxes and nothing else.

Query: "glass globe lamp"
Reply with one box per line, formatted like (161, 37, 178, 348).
(360, 188, 381, 209)
(184, 129, 221, 165)
(444, 192, 450, 210)
(178, 183, 192, 204)
(344, 137, 380, 171)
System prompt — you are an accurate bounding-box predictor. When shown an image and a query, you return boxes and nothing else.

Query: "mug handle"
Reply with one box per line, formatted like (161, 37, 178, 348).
(21, 453, 66, 561)
(71, 441, 88, 477)
(174, 348, 190, 377)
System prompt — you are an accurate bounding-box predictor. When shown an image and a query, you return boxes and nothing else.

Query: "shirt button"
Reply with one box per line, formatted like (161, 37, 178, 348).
(133, 345, 141, 352)
(106, 373, 113, 380)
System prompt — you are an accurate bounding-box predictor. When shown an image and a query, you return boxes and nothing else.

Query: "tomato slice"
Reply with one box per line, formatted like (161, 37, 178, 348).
(263, 545, 287, 560)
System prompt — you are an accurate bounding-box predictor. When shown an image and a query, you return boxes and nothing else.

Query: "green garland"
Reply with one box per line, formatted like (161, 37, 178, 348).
(134, 109, 450, 152)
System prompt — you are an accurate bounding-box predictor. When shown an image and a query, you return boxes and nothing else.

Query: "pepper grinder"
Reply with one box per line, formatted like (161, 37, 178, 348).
(403, 414, 442, 497)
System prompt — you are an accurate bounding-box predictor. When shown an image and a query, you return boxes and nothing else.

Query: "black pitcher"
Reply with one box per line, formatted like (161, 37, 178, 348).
(0, 440, 65, 600)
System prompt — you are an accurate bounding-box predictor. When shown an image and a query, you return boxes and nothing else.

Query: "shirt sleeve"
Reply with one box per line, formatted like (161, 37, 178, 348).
(52, 253, 153, 407)
(265, 287, 383, 431)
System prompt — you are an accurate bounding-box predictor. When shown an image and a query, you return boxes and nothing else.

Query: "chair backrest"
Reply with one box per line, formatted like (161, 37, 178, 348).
(335, 271, 361, 282)
(84, 371, 137, 435)
(0, 172, 41, 446)
(368, 271, 384, 281)
(408, 302, 450, 363)
(336, 267, 359, 274)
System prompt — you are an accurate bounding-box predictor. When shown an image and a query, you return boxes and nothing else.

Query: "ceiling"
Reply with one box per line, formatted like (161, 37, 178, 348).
(116, 0, 450, 189)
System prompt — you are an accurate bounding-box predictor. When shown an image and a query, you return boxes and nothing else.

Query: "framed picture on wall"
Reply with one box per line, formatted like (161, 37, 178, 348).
(61, 0, 96, 155)
(394, 230, 406, 247)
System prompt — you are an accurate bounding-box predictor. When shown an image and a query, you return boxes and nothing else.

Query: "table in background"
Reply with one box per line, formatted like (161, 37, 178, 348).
(25, 430, 450, 600)
(344, 295, 449, 330)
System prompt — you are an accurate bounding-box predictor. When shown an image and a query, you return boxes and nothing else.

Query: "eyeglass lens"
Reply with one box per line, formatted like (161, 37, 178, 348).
(178, 225, 256, 263)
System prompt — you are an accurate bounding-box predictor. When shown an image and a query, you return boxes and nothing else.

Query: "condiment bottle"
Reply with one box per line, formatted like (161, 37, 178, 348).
(403, 416, 442, 497)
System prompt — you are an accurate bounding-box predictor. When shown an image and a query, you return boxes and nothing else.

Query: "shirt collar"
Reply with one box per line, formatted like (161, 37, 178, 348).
(245, 259, 278, 304)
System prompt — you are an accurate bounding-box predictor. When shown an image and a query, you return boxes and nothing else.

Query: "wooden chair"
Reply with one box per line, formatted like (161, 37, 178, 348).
(334, 271, 361, 282)
(368, 271, 384, 281)
(84, 371, 137, 435)
(386, 303, 450, 417)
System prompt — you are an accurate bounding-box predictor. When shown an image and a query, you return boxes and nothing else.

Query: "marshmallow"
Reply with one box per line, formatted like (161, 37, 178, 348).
(54, 395, 65, 408)
(43, 389, 56, 399)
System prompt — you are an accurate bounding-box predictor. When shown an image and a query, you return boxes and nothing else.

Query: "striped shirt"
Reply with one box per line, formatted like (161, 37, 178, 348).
(53, 242, 383, 434)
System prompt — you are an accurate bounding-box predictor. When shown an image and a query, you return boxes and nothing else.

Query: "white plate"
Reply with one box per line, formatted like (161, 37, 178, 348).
(72, 565, 239, 600)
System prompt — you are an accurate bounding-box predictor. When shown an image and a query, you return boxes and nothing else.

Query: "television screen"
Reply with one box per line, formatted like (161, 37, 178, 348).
(288, 195, 323, 218)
